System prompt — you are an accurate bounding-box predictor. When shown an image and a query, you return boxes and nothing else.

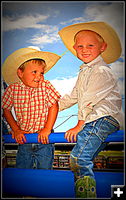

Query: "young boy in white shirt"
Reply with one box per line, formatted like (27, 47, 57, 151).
(58, 21, 123, 198)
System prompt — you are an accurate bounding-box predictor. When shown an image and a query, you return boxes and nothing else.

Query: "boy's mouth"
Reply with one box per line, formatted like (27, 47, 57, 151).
(82, 54, 90, 58)
(34, 80, 40, 83)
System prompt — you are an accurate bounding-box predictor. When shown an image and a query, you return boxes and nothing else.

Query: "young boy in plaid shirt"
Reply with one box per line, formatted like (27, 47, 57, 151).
(2, 47, 61, 169)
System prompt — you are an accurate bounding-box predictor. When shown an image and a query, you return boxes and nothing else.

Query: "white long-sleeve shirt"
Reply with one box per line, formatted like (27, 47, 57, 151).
(59, 55, 123, 127)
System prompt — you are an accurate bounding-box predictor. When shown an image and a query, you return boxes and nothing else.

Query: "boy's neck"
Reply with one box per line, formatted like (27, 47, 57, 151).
(80, 55, 106, 70)
(84, 55, 103, 66)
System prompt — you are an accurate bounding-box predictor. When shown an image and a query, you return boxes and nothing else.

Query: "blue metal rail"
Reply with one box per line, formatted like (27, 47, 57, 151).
(2, 130, 124, 198)
(2, 130, 124, 143)
(2, 168, 124, 198)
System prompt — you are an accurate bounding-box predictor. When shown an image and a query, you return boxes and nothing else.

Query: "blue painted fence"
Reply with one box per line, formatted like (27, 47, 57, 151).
(2, 130, 124, 198)
(2, 130, 124, 143)
(2, 168, 124, 198)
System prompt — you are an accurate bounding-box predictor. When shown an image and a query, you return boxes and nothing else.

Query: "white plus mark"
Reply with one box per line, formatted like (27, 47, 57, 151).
(114, 188, 123, 197)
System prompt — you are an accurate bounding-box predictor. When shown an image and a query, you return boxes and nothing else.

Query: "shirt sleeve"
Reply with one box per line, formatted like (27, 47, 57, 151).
(59, 79, 78, 111)
(46, 81, 61, 107)
(78, 65, 118, 120)
(2, 85, 14, 110)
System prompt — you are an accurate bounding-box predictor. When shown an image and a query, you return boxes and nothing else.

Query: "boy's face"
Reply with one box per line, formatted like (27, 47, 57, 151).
(73, 30, 107, 63)
(17, 61, 45, 88)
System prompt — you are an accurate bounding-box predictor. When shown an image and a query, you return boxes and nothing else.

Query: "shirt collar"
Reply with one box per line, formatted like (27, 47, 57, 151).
(80, 55, 105, 70)
(19, 80, 39, 90)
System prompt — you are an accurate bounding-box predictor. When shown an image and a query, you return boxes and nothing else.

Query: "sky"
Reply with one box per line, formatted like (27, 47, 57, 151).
(1, 1, 125, 132)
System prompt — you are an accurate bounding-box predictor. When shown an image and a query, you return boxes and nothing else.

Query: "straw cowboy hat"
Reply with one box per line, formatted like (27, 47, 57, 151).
(58, 21, 122, 64)
(2, 48, 61, 85)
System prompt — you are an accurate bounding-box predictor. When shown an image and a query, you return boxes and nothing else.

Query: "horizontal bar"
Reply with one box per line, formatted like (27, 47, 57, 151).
(2, 168, 124, 198)
(2, 168, 75, 198)
(105, 130, 124, 142)
(2, 130, 124, 144)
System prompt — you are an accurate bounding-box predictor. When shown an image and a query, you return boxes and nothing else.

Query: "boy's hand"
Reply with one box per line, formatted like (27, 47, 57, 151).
(65, 127, 79, 143)
(12, 129, 30, 144)
(65, 120, 85, 142)
(37, 128, 51, 144)
(65, 124, 84, 143)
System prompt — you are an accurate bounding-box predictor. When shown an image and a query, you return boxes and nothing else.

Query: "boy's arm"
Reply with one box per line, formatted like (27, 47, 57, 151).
(3, 109, 20, 132)
(65, 120, 85, 143)
(59, 80, 78, 111)
(3, 109, 30, 144)
(38, 101, 59, 144)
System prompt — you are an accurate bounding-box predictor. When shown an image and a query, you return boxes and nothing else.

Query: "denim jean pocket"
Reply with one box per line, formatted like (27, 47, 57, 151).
(104, 116, 120, 128)
(95, 116, 119, 141)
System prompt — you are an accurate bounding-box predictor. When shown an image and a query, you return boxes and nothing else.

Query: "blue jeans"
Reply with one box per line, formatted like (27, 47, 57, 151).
(16, 143, 54, 169)
(70, 116, 120, 180)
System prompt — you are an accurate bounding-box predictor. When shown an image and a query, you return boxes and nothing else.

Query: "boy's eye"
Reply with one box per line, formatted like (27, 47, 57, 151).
(85, 44, 95, 49)
(32, 71, 44, 75)
(87, 44, 94, 47)
(32, 71, 37, 74)
(78, 45, 83, 48)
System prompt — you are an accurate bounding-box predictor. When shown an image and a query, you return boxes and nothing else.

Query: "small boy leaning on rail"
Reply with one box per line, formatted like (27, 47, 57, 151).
(2, 48, 61, 169)
(58, 21, 124, 198)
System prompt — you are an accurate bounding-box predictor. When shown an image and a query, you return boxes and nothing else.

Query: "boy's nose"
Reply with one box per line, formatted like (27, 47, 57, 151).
(82, 46, 88, 52)
(36, 73, 44, 81)
(36, 73, 40, 78)
(35, 73, 41, 80)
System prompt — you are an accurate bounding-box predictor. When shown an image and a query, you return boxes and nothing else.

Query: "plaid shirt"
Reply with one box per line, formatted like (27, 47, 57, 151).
(2, 80, 61, 132)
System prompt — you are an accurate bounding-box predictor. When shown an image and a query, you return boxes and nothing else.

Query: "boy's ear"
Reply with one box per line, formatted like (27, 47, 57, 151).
(73, 44, 77, 50)
(17, 68, 23, 78)
(101, 42, 107, 53)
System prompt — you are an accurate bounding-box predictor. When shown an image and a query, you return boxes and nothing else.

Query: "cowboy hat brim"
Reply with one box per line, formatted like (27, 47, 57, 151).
(2, 48, 61, 85)
(58, 21, 122, 64)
